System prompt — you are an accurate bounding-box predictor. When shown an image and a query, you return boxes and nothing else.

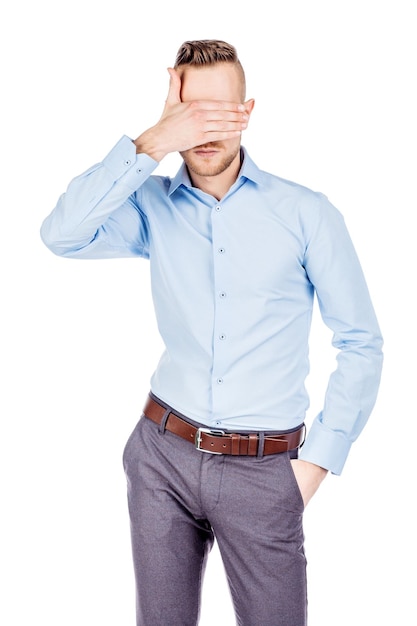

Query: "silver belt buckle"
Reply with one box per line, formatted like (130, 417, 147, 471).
(299, 424, 307, 448)
(195, 427, 225, 454)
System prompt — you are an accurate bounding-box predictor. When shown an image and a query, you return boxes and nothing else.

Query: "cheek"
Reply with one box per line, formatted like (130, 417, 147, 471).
(224, 136, 243, 154)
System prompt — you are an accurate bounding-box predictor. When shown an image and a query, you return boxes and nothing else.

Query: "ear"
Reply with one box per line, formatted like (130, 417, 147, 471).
(243, 98, 255, 116)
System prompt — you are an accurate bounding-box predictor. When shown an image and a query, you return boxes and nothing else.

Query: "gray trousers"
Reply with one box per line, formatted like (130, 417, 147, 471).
(123, 405, 307, 626)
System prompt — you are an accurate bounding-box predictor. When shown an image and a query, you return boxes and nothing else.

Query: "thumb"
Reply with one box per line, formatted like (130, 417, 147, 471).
(165, 67, 182, 106)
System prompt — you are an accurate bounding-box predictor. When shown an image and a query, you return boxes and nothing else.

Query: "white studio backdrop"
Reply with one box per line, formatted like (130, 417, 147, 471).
(1, 1, 415, 624)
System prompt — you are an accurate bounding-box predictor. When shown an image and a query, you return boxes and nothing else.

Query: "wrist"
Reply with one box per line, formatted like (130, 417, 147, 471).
(133, 127, 168, 162)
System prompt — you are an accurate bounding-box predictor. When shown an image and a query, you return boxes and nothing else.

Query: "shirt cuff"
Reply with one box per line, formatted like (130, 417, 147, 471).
(298, 413, 353, 475)
(102, 135, 159, 191)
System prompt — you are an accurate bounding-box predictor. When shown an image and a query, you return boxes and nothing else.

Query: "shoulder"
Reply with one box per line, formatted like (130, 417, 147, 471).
(242, 149, 334, 215)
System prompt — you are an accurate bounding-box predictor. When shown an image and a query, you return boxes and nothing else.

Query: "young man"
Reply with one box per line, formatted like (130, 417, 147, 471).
(40, 40, 383, 625)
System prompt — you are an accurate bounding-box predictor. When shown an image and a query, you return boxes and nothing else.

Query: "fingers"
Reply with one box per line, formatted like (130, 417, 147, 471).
(182, 101, 249, 147)
(188, 99, 246, 113)
(157, 89, 252, 155)
(201, 117, 248, 133)
(182, 100, 249, 133)
(189, 103, 249, 132)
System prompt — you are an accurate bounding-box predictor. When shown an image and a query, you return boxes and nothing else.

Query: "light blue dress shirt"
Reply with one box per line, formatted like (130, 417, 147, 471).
(41, 135, 383, 474)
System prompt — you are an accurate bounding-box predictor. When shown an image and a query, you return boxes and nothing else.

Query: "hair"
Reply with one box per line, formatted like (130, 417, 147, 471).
(174, 39, 246, 99)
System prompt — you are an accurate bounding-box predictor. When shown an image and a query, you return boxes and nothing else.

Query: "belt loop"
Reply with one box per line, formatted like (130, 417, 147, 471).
(248, 434, 258, 456)
(158, 408, 171, 434)
(231, 434, 240, 455)
(257, 432, 265, 458)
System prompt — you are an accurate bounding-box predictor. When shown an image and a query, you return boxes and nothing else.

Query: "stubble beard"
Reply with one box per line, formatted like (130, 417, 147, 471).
(181, 144, 240, 178)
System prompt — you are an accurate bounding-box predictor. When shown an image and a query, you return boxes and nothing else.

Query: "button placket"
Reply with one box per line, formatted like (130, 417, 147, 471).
(211, 202, 230, 401)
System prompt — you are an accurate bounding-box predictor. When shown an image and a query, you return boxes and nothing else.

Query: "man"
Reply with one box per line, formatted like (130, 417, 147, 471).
(40, 40, 383, 626)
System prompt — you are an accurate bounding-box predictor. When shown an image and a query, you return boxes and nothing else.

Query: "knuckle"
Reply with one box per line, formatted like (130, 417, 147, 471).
(188, 101, 200, 111)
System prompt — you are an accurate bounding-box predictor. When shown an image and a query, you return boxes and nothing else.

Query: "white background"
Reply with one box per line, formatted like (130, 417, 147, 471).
(1, 1, 415, 624)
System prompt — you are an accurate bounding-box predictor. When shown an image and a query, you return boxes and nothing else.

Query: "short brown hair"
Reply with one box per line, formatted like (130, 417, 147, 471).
(174, 39, 246, 99)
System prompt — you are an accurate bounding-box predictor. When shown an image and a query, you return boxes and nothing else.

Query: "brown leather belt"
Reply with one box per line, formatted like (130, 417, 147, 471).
(143, 395, 305, 456)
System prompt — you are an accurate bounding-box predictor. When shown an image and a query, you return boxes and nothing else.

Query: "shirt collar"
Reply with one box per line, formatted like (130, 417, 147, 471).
(168, 147, 265, 196)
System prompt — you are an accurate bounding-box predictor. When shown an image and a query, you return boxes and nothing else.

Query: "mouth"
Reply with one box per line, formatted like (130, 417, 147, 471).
(193, 142, 222, 156)
(193, 148, 220, 157)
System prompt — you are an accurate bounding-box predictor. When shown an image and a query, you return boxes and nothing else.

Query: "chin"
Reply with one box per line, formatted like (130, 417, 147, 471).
(184, 151, 239, 178)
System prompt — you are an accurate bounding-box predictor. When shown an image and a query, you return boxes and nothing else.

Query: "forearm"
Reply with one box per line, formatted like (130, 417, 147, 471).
(300, 337, 383, 475)
(40, 136, 158, 257)
(300, 196, 384, 474)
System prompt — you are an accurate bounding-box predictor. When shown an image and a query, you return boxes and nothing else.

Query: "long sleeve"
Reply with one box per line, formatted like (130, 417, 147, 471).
(298, 194, 383, 474)
(40, 136, 158, 259)
(40, 143, 383, 475)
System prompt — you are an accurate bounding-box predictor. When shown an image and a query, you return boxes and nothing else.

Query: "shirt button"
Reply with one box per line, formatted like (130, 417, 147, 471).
(219, 291, 227, 298)
(123, 159, 131, 166)
(219, 334, 226, 340)
(136, 168, 142, 174)
(215, 421, 221, 426)
(215, 205, 221, 212)
(218, 247, 226, 254)
(217, 377, 224, 384)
